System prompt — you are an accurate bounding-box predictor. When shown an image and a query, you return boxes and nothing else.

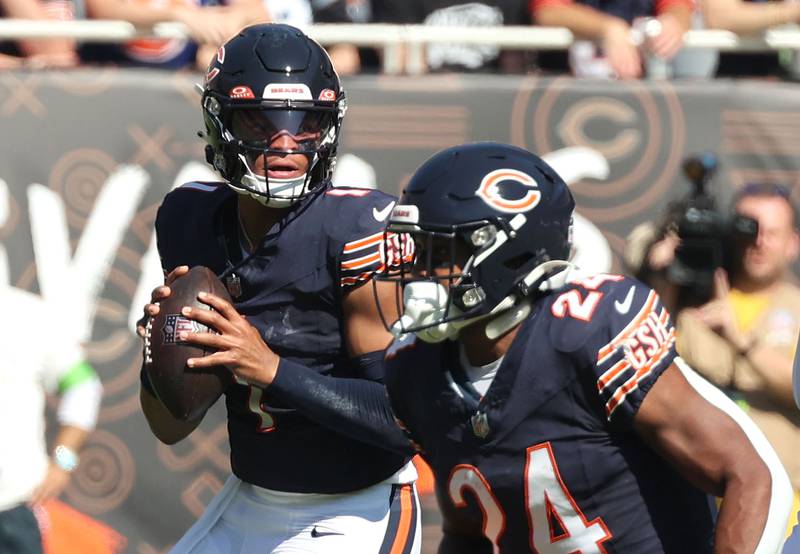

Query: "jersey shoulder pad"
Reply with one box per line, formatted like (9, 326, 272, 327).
(322, 187, 398, 239)
(323, 189, 407, 288)
(159, 181, 229, 218)
(547, 274, 659, 353)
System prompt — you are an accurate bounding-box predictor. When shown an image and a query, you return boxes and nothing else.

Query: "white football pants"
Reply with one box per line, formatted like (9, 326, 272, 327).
(170, 463, 420, 554)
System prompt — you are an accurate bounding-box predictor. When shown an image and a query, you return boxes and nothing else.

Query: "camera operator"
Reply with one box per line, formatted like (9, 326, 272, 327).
(625, 157, 800, 534)
(624, 154, 758, 314)
(676, 179, 800, 534)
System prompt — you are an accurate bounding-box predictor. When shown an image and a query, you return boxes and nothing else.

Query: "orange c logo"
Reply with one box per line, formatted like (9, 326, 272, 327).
(476, 169, 541, 213)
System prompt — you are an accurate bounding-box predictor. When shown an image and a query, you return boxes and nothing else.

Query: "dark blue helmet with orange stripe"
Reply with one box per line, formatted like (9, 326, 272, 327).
(379, 142, 575, 342)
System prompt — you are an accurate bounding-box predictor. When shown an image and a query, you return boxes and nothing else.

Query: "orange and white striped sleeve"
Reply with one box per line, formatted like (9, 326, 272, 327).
(339, 230, 415, 289)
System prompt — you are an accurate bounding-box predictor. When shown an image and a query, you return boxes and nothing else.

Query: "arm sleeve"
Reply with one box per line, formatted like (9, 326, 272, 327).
(56, 361, 103, 430)
(268, 351, 415, 455)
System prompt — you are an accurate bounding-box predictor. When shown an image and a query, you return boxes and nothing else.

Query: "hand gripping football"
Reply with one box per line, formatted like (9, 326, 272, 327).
(144, 266, 233, 421)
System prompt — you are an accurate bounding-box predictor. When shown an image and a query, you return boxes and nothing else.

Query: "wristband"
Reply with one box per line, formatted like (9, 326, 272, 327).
(54, 444, 79, 473)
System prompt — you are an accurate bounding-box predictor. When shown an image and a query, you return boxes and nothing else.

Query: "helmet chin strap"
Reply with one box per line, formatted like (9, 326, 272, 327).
(231, 148, 321, 208)
(485, 259, 576, 339)
(242, 173, 310, 208)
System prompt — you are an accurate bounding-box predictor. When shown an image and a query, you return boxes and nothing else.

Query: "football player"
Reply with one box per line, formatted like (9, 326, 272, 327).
(378, 142, 793, 553)
(137, 24, 420, 553)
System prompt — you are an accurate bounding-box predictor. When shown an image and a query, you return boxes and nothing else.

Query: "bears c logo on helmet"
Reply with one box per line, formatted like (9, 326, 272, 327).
(475, 168, 541, 213)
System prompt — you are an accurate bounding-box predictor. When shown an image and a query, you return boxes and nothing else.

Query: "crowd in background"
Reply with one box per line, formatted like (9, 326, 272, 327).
(3, 0, 800, 77)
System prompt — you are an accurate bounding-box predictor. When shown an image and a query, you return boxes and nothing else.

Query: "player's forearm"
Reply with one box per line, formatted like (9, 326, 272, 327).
(269, 358, 415, 455)
(714, 469, 771, 553)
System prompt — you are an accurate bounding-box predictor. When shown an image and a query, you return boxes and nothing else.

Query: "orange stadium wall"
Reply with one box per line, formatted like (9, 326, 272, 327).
(2, 69, 800, 553)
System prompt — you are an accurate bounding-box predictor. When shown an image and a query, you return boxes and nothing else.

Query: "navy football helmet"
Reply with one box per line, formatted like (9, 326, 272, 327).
(201, 24, 345, 207)
(379, 142, 575, 342)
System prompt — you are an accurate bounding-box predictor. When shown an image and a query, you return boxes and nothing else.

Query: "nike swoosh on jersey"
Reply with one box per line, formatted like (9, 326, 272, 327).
(373, 201, 396, 222)
(311, 526, 344, 538)
(614, 285, 636, 314)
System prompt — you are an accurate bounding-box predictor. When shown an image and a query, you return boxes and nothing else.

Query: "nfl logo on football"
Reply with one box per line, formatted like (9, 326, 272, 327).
(162, 314, 199, 345)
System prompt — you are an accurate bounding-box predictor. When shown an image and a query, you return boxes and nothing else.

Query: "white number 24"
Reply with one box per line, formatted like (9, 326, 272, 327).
(448, 442, 611, 553)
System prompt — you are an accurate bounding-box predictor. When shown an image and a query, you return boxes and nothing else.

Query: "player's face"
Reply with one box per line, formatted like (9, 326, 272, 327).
(257, 132, 311, 180)
(411, 234, 471, 281)
(230, 108, 332, 180)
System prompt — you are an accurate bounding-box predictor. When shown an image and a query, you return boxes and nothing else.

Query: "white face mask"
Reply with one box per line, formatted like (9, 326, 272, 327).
(391, 281, 463, 343)
(390, 260, 578, 344)
(236, 170, 311, 208)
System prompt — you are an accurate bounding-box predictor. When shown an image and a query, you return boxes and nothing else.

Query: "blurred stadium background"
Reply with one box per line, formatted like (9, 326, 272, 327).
(3, 13, 800, 554)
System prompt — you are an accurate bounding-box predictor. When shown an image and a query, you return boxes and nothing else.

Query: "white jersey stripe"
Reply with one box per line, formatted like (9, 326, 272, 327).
(674, 357, 793, 554)
(179, 182, 218, 192)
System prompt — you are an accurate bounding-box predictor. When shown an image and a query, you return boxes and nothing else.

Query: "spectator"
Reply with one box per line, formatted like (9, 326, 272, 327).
(676, 183, 800, 533)
(264, 0, 312, 27)
(79, 0, 268, 70)
(531, 0, 693, 78)
(312, 0, 373, 74)
(0, 286, 103, 554)
(372, 0, 533, 73)
(700, 0, 800, 77)
(0, 0, 77, 68)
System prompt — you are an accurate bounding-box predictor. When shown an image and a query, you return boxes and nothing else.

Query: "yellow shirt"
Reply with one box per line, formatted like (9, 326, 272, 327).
(728, 289, 771, 336)
(677, 282, 800, 489)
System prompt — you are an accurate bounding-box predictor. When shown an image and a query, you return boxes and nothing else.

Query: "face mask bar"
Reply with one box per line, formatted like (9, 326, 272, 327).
(203, 93, 340, 205)
(375, 225, 489, 336)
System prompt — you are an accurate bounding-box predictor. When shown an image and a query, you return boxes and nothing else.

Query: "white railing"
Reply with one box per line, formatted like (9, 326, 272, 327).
(2, 19, 800, 74)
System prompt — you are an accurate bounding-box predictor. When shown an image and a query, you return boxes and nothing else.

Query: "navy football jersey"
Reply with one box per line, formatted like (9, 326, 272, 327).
(155, 181, 408, 493)
(385, 275, 716, 553)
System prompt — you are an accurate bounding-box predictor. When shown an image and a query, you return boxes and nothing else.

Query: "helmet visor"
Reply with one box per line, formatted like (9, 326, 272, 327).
(229, 107, 335, 151)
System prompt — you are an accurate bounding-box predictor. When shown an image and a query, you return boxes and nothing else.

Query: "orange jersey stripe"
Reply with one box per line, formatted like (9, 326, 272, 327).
(597, 358, 632, 392)
(390, 485, 414, 554)
(343, 232, 384, 253)
(341, 251, 382, 270)
(605, 329, 676, 417)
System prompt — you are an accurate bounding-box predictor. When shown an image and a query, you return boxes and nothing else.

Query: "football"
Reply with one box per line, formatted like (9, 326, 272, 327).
(144, 266, 234, 421)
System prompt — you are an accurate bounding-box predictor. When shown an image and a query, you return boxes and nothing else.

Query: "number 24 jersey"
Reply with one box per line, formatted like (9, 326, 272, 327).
(384, 275, 716, 553)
